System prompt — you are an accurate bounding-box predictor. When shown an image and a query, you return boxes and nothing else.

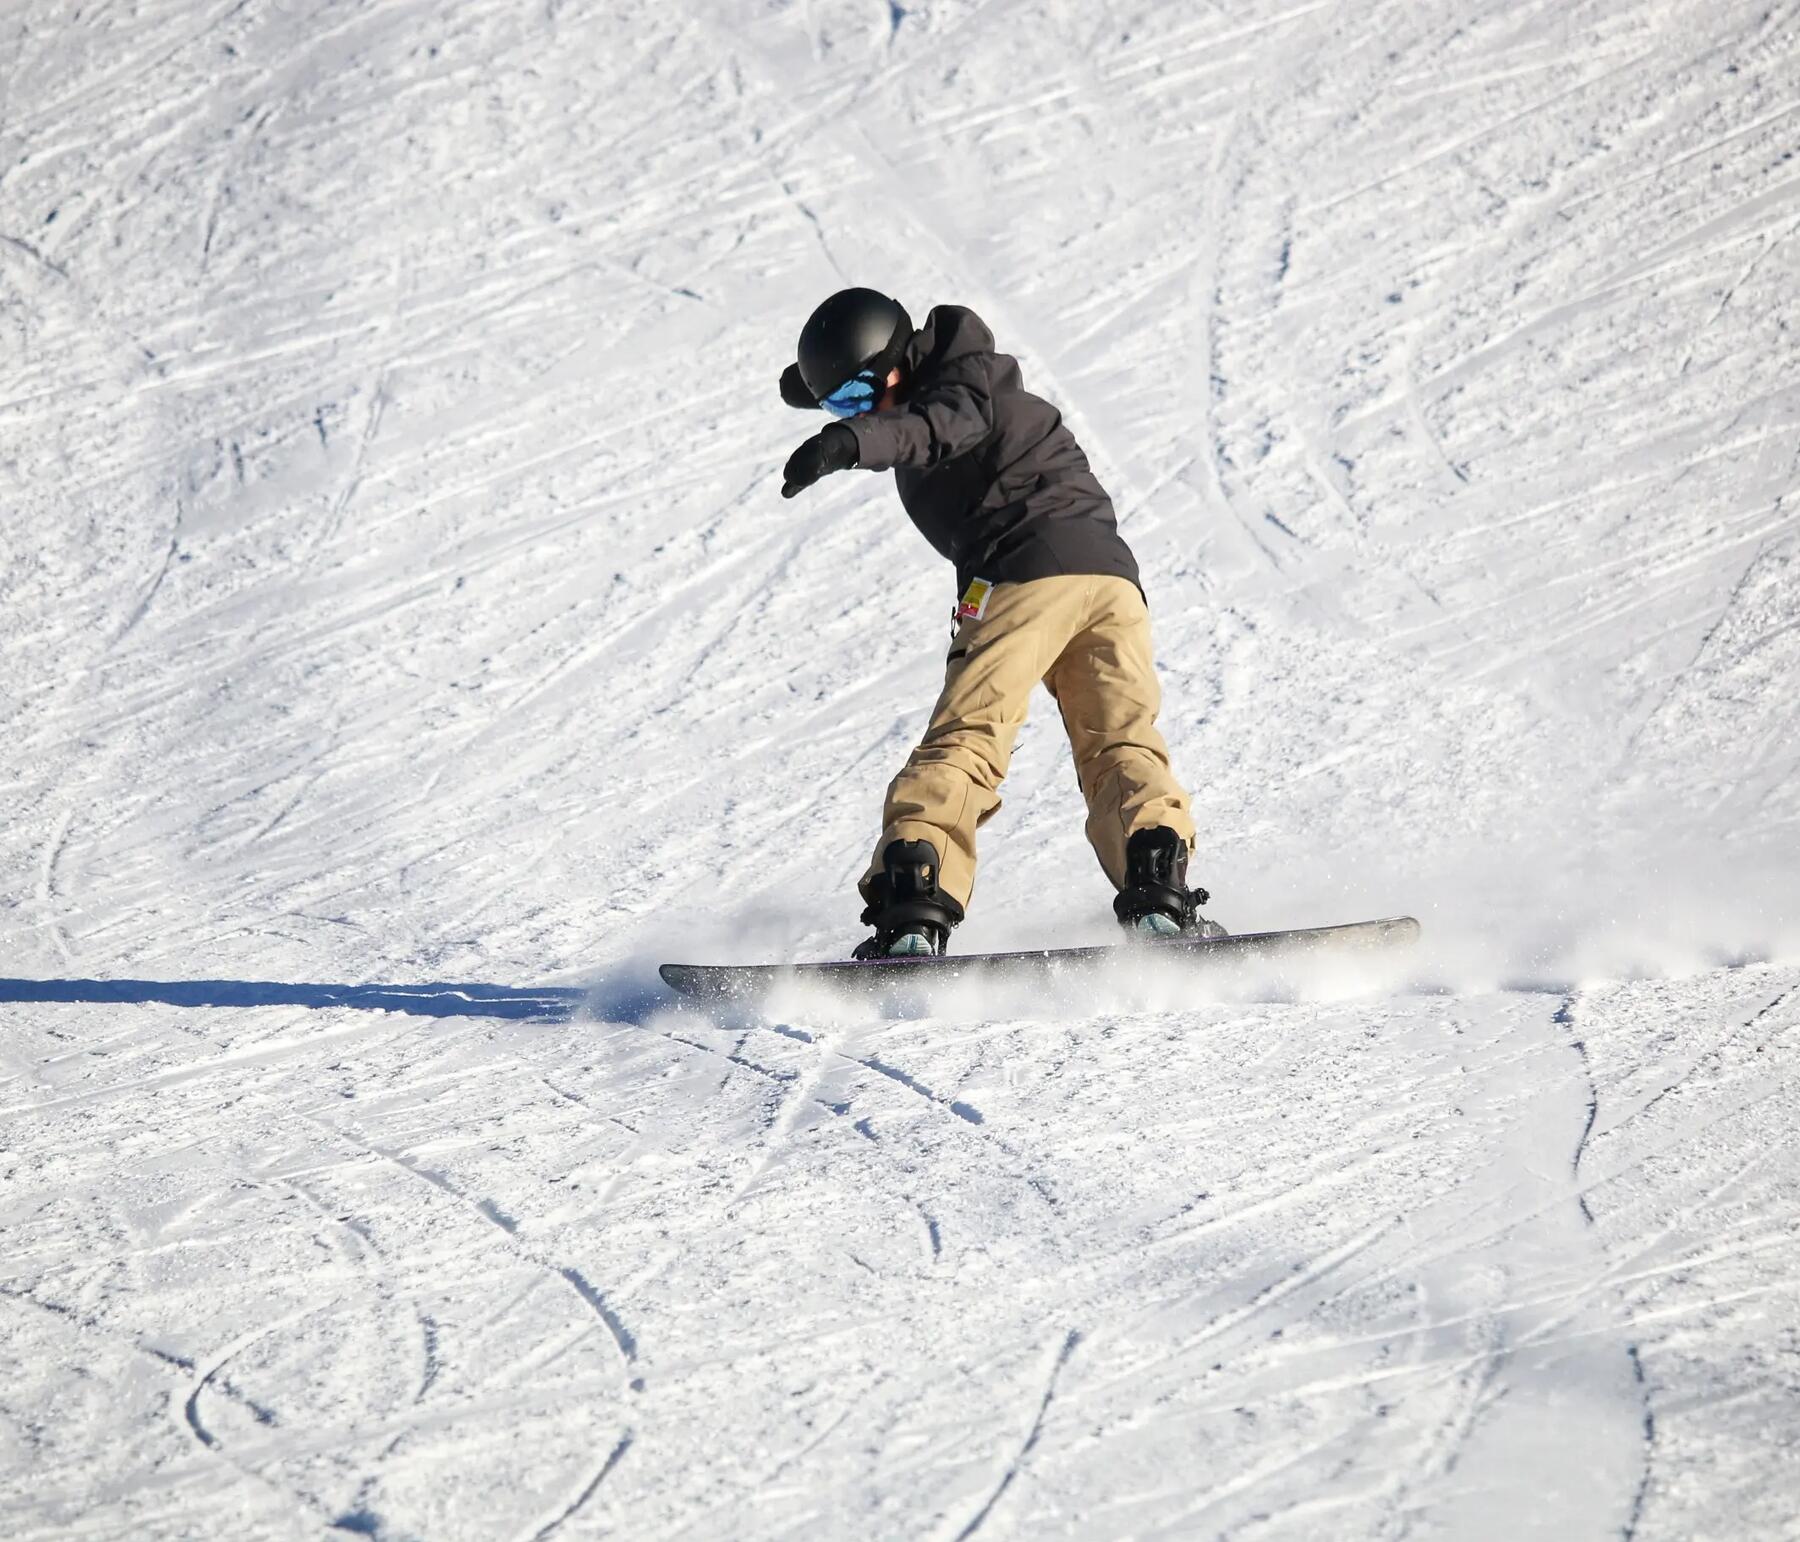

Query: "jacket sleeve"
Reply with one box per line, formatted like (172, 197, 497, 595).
(844, 344, 994, 471)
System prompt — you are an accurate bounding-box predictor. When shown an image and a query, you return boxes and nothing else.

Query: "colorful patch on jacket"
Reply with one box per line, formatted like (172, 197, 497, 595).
(956, 578, 995, 621)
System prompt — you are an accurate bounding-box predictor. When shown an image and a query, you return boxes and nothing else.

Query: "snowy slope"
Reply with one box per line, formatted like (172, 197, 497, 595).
(2, 0, 1798, 1536)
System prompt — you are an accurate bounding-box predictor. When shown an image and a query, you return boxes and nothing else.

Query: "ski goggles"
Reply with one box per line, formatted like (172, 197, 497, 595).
(818, 369, 882, 419)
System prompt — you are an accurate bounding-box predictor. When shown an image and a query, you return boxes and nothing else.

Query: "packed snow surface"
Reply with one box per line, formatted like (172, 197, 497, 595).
(3, 0, 1799, 1536)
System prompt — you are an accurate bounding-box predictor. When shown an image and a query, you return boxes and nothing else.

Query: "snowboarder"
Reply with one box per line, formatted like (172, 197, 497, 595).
(779, 287, 1221, 959)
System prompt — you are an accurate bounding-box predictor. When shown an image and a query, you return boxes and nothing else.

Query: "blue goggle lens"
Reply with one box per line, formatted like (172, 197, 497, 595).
(820, 372, 879, 418)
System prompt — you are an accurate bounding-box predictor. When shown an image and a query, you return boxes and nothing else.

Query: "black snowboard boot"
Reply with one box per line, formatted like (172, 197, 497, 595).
(1113, 827, 1227, 940)
(854, 839, 965, 959)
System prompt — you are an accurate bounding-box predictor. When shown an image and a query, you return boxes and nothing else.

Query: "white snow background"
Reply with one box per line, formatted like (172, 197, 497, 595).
(3, 0, 1799, 1536)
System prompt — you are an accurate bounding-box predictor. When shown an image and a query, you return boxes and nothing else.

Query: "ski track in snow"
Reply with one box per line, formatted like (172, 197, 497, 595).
(3, 0, 1799, 1536)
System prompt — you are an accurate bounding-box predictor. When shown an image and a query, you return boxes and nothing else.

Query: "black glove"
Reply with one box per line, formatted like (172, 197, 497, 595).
(782, 423, 858, 499)
(779, 362, 817, 410)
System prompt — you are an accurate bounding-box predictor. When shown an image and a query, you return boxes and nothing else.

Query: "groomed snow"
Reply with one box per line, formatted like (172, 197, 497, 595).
(2, 0, 1797, 1536)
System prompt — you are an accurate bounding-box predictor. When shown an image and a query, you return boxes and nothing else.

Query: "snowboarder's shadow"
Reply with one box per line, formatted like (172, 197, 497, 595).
(0, 976, 591, 1023)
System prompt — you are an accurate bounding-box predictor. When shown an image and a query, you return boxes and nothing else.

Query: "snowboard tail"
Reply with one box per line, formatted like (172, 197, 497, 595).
(659, 915, 1420, 1003)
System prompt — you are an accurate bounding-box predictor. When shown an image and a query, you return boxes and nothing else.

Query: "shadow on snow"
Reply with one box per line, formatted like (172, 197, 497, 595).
(0, 976, 593, 1023)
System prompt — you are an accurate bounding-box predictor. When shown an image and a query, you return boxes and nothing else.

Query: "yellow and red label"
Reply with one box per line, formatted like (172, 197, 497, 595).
(956, 577, 995, 622)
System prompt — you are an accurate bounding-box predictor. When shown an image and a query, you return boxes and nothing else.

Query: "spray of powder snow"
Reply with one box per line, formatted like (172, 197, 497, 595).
(1214, 798, 1800, 998)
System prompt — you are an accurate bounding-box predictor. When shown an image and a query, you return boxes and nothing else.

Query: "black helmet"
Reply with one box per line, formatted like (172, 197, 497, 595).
(797, 288, 913, 401)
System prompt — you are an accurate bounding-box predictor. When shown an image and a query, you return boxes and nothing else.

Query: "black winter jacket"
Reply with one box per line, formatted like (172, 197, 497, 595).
(838, 306, 1141, 597)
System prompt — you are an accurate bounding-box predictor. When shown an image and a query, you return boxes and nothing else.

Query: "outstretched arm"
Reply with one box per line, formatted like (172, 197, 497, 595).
(843, 349, 993, 471)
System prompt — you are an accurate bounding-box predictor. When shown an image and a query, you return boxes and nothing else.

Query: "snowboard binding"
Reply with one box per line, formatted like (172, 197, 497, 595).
(1113, 827, 1227, 940)
(854, 839, 964, 959)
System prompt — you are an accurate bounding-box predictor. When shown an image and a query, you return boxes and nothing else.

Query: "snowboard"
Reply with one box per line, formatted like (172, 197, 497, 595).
(659, 915, 1420, 1003)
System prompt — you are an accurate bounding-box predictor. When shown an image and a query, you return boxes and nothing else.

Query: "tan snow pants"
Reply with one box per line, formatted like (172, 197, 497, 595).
(862, 574, 1196, 910)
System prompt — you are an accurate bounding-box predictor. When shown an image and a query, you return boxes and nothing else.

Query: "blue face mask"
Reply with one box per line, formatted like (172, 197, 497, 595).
(819, 370, 882, 419)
